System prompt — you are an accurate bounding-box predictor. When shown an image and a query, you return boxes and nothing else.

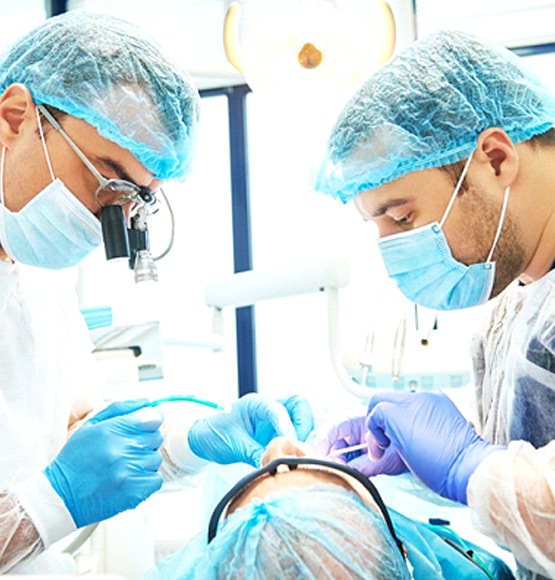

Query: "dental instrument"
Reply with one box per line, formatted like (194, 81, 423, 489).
(328, 442, 369, 457)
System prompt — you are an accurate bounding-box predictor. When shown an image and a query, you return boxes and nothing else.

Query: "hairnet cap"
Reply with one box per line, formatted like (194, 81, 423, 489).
(314, 30, 555, 203)
(0, 11, 200, 181)
(147, 484, 410, 579)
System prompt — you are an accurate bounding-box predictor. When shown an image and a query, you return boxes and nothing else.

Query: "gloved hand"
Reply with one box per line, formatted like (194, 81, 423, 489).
(44, 399, 164, 528)
(311, 414, 407, 477)
(366, 392, 504, 504)
(188, 393, 314, 467)
(279, 395, 314, 442)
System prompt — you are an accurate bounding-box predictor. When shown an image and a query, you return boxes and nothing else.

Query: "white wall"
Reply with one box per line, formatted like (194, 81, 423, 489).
(415, 0, 555, 46)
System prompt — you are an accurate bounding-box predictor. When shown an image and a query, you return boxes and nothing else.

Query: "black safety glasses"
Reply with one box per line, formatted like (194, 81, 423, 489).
(207, 456, 404, 556)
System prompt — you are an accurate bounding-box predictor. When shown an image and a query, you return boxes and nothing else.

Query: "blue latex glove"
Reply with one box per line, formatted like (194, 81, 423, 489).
(311, 415, 408, 477)
(279, 395, 314, 442)
(44, 399, 164, 528)
(366, 392, 504, 504)
(188, 393, 314, 467)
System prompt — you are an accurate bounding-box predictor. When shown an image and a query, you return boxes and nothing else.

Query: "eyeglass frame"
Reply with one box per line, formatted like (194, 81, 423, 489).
(36, 104, 158, 210)
(207, 456, 404, 556)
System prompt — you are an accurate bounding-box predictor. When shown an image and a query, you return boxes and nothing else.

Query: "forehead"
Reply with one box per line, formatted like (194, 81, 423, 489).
(60, 115, 158, 189)
(353, 167, 453, 219)
(227, 464, 384, 521)
(229, 468, 353, 513)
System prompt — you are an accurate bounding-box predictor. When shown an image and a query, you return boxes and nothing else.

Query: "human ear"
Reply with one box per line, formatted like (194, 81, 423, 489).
(474, 127, 519, 185)
(0, 84, 35, 147)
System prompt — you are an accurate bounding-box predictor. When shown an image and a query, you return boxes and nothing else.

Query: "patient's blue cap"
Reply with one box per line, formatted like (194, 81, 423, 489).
(314, 30, 555, 202)
(0, 11, 200, 181)
(147, 484, 410, 579)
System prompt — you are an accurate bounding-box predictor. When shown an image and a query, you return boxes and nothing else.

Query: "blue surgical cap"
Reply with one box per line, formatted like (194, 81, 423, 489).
(147, 485, 410, 580)
(314, 30, 555, 203)
(0, 11, 200, 180)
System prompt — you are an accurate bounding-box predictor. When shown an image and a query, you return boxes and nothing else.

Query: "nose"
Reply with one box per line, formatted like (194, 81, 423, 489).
(261, 437, 309, 466)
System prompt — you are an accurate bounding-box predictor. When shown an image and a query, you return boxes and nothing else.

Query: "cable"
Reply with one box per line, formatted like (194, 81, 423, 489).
(147, 395, 224, 410)
(153, 188, 175, 261)
(423, 522, 496, 579)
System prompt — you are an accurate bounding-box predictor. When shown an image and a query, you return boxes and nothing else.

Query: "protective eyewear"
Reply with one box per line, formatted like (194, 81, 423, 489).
(37, 104, 157, 211)
(207, 456, 404, 556)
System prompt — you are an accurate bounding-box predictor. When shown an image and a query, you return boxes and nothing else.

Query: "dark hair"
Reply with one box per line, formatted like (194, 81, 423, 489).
(36, 104, 66, 137)
(528, 126, 555, 148)
(441, 159, 469, 191)
(42, 104, 66, 120)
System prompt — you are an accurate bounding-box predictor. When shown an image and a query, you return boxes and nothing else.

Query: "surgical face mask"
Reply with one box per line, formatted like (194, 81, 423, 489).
(0, 110, 102, 269)
(378, 152, 510, 310)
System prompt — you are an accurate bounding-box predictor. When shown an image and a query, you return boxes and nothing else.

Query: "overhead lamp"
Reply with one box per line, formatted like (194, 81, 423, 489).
(223, 0, 396, 94)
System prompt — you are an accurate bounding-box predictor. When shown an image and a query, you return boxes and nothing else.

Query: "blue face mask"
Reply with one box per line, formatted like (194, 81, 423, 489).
(0, 110, 102, 269)
(377, 152, 510, 310)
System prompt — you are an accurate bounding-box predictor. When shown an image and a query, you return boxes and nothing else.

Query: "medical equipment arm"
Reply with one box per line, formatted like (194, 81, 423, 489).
(366, 392, 503, 504)
(187, 394, 314, 468)
(44, 399, 164, 528)
(467, 440, 555, 578)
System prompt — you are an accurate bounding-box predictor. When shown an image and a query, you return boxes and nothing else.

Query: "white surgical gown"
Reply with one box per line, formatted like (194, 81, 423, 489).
(0, 261, 101, 573)
(0, 259, 214, 574)
(467, 270, 555, 578)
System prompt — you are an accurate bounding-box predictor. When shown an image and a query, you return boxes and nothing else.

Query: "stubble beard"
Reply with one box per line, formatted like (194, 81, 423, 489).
(458, 185, 527, 299)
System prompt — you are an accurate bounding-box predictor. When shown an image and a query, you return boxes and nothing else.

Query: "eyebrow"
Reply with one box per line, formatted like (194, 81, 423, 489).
(93, 155, 138, 186)
(370, 198, 410, 218)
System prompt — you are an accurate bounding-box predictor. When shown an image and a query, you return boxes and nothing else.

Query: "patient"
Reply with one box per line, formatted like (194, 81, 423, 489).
(148, 437, 409, 579)
(147, 438, 514, 579)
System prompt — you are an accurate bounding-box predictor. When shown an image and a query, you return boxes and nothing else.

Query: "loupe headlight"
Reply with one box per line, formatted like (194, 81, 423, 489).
(100, 189, 173, 283)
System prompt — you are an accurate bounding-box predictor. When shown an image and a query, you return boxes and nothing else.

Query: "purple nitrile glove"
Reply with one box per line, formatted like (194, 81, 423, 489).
(311, 413, 408, 477)
(366, 391, 504, 504)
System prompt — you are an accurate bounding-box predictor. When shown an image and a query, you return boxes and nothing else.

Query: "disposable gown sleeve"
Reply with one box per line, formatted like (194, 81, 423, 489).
(0, 473, 76, 573)
(467, 440, 555, 578)
(158, 403, 216, 482)
(0, 491, 42, 573)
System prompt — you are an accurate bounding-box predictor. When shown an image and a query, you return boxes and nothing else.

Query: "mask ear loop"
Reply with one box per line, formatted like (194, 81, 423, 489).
(35, 106, 56, 183)
(439, 150, 475, 229)
(486, 186, 510, 263)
